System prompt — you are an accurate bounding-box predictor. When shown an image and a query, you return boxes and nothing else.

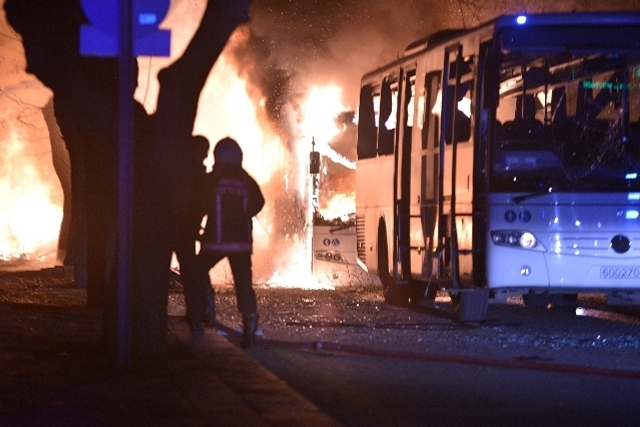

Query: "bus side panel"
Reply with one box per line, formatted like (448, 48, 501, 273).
(356, 156, 395, 274)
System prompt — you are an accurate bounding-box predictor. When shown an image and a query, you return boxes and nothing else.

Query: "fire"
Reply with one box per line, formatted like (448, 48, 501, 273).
(0, 126, 62, 265)
(1, 1, 359, 285)
(300, 86, 356, 171)
(299, 85, 346, 143)
(264, 82, 355, 289)
(187, 41, 357, 289)
(318, 192, 356, 222)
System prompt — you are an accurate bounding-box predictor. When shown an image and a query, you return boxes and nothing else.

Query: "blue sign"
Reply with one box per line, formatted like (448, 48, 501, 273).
(80, 0, 171, 57)
(332, 239, 340, 246)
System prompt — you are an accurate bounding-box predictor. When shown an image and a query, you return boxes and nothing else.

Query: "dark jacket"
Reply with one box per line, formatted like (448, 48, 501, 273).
(199, 164, 265, 253)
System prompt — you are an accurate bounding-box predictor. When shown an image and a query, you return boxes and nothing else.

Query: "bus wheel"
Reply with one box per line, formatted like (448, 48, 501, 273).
(378, 228, 408, 306)
(450, 288, 489, 322)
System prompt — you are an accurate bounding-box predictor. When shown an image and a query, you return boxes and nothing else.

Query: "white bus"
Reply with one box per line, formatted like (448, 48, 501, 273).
(355, 12, 640, 321)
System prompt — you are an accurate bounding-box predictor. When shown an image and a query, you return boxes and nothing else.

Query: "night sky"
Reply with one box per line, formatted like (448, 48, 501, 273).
(242, 0, 635, 105)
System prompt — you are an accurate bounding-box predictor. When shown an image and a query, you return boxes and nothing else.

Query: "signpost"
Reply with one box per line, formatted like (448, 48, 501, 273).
(80, 0, 171, 365)
(80, 0, 171, 57)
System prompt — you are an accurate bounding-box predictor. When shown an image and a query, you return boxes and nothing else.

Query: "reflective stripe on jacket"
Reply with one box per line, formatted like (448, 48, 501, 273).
(199, 165, 265, 253)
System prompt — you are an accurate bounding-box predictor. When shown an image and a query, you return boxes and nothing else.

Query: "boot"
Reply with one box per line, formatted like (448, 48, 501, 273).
(203, 287, 216, 328)
(188, 323, 204, 342)
(240, 313, 258, 349)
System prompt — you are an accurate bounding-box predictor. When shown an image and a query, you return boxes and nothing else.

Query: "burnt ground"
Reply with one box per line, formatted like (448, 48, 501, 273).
(0, 269, 174, 424)
(2, 267, 640, 425)
(202, 279, 640, 374)
(0, 269, 278, 427)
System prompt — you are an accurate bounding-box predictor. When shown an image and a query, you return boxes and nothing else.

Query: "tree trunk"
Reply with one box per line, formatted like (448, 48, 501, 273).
(129, 0, 253, 362)
(5, 0, 254, 362)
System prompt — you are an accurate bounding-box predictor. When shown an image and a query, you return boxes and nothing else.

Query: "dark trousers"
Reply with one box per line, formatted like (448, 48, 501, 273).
(196, 250, 257, 315)
(175, 240, 210, 329)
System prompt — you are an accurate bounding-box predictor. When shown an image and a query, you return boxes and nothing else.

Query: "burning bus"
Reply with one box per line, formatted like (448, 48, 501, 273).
(355, 12, 640, 321)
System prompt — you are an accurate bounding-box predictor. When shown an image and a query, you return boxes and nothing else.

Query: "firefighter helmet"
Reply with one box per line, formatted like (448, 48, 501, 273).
(213, 137, 243, 165)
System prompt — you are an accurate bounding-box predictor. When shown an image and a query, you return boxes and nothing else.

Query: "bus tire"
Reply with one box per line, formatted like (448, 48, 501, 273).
(378, 224, 408, 306)
(450, 288, 489, 322)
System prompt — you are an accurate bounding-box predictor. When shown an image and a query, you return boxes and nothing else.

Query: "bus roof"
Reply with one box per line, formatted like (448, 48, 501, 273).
(361, 11, 640, 84)
(495, 11, 640, 30)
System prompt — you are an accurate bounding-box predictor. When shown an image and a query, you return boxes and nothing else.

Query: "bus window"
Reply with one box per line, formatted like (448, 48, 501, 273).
(357, 84, 377, 159)
(423, 71, 441, 149)
(446, 80, 472, 144)
(356, 78, 400, 159)
(406, 77, 415, 128)
(491, 52, 640, 192)
(378, 79, 397, 155)
(431, 82, 473, 144)
(431, 56, 474, 145)
(444, 54, 474, 144)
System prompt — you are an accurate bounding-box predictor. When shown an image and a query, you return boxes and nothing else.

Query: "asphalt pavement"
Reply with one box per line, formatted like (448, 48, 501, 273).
(0, 268, 343, 427)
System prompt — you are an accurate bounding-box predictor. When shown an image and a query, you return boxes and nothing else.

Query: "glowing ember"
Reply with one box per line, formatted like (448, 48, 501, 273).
(0, 127, 62, 264)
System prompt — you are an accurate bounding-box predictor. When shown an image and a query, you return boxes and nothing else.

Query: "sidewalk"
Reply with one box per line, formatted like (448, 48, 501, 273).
(0, 269, 343, 427)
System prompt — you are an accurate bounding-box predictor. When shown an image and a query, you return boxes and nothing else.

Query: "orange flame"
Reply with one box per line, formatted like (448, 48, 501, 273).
(0, 126, 62, 265)
(187, 48, 357, 289)
(318, 192, 356, 222)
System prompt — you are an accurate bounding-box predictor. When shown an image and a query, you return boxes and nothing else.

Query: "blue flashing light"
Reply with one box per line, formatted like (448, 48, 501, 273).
(516, 15, 527, 25)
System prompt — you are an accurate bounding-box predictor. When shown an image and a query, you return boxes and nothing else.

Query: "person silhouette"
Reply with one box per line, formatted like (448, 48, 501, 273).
(195, 137, 265, 348)
(174, 135, 214, 334)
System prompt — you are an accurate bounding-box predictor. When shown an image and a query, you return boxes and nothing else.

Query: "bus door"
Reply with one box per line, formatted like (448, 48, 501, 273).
(397, 69, 417, 283)
(437, 43, 474, 288)
(413, 70, 441, 284)
(393, 68, 419, 283)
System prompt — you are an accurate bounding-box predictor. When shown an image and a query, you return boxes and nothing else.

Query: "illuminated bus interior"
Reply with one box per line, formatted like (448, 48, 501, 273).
(491, 53, 640, 194)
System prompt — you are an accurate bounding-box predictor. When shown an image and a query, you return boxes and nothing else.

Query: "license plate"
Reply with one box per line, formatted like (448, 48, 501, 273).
(600, 266, 640, 279)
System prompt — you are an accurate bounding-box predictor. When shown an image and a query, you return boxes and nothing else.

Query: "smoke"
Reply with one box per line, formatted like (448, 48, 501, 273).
(239, 0, 634, 106)
(200, 1, 441, 282)
(3, 0, 634, 277)
(220, 1, 457, 281)
(243, 1, 440, 108)
(218, 0, 634, 283)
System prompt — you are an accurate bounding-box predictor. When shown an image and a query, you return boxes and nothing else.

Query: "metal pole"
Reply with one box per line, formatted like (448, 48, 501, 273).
(117, 0, 135, 366)
(310, 137, 318, 275)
